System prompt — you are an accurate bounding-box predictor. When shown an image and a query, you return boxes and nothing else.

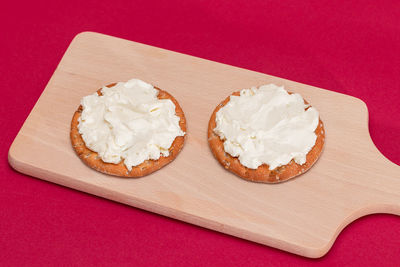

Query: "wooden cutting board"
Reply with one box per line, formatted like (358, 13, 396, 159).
(9, 32, 400, 258)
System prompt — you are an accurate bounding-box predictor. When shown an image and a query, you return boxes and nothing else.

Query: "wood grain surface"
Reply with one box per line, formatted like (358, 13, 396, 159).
(8, 32, 400, 258)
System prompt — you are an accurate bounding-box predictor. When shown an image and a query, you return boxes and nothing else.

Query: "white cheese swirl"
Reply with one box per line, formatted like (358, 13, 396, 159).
(214, 84, 319, 170)
(78, 79, 185, 171)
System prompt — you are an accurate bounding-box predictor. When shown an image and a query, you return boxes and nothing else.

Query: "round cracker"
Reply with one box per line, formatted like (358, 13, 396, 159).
(70, 83, 187, 177)
(208, 91, 325, 183)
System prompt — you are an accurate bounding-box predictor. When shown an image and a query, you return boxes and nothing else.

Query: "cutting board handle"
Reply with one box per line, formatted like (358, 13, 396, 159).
(357, 138, 400, 216)
(330, 131, 400, 257)
(375, 160, 400, 214)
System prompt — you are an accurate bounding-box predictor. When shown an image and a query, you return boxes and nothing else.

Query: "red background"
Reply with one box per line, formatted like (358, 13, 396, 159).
(1, 0, 400, 266)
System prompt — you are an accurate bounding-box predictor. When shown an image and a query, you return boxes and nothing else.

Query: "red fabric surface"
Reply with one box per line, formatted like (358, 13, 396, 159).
(1, 0, 400, 265)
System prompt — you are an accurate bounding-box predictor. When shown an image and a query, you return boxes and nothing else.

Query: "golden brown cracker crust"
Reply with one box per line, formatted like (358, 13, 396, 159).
(70, 83, 186, 177)
(208, 91, 325, 183)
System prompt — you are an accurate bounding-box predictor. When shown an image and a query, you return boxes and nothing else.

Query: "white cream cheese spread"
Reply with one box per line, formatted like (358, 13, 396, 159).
(214, 84, 319, 170)
(78, 79, 185, 171)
